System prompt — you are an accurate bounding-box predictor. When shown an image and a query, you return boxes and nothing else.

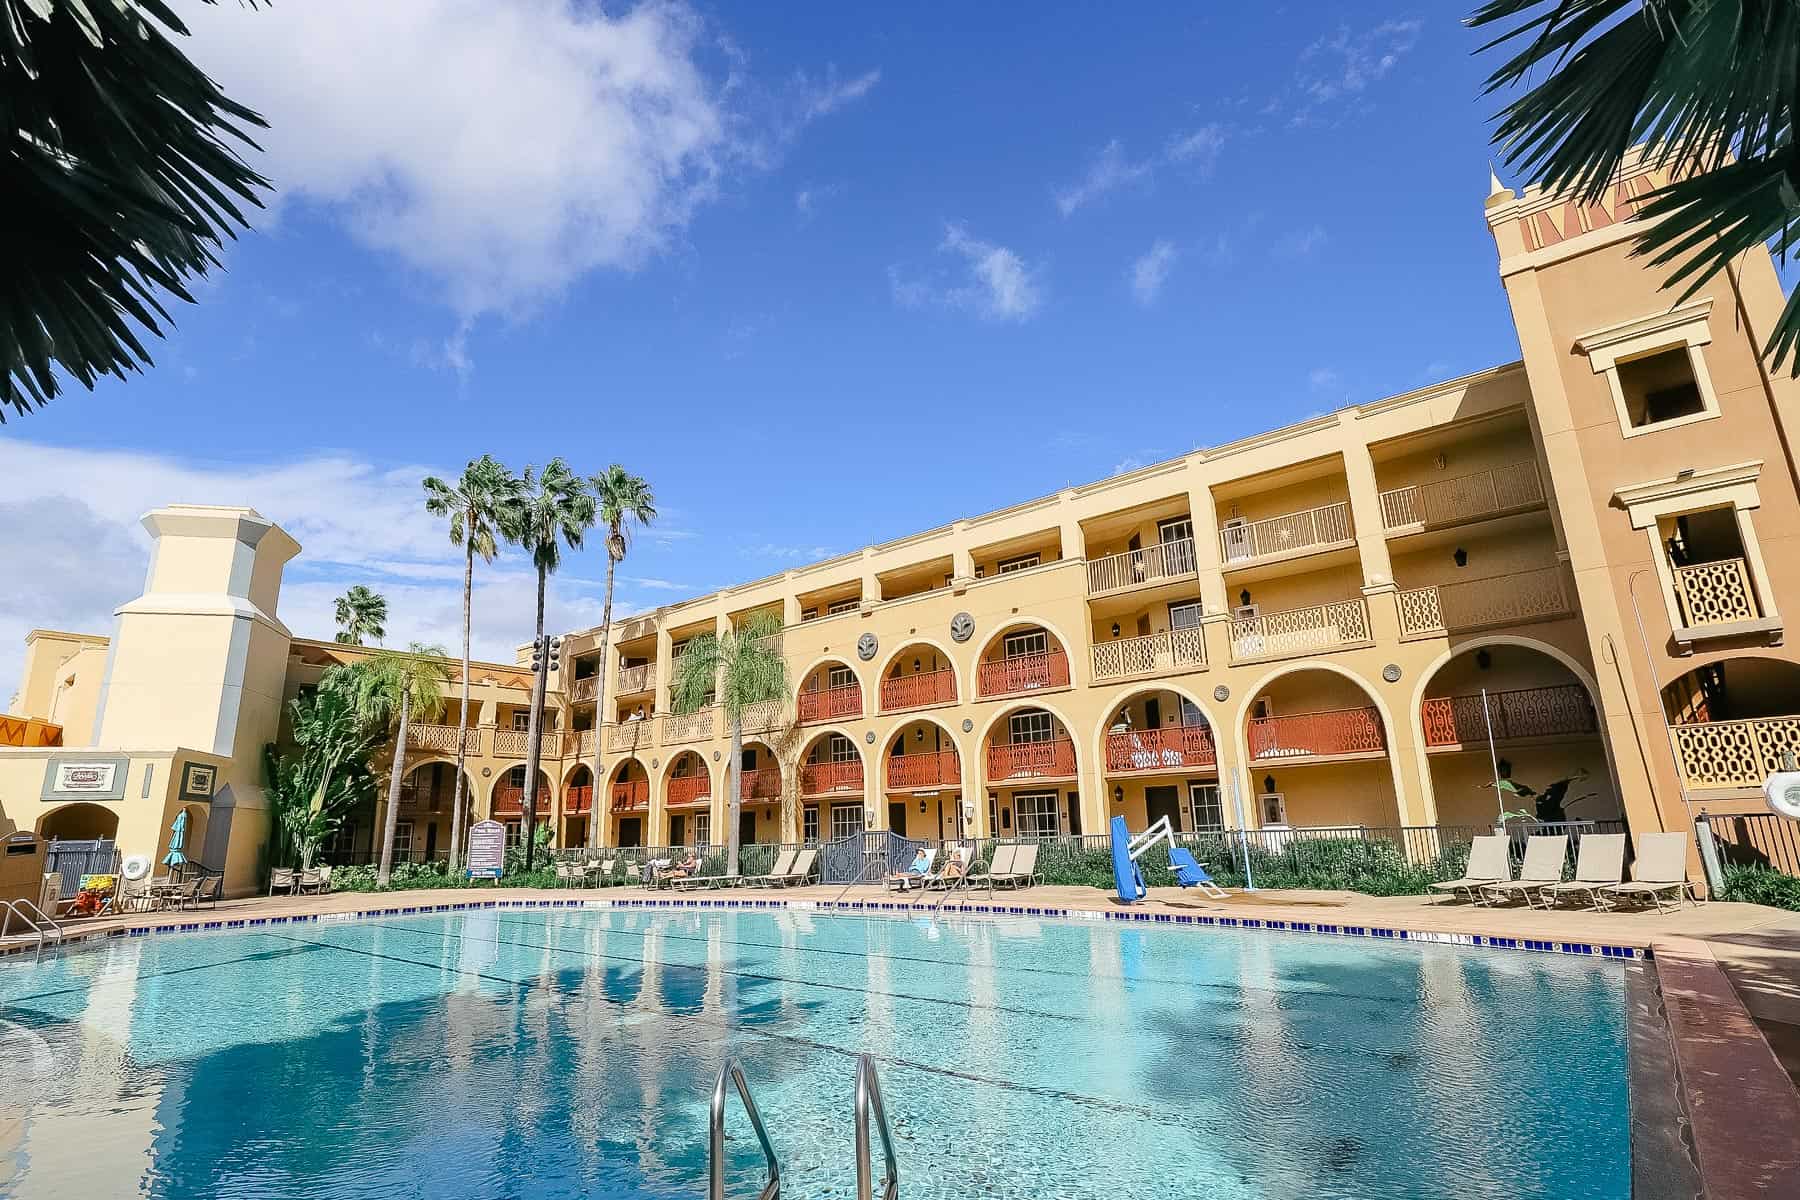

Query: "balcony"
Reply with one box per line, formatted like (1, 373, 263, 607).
(887, 749, 961, 791)
(1248, 707, 1386, 762)
(740, 766, 783, 801)
(880, 669, 956, 712)
(565, 785, 593, 814)
(1228, 599, 1371, 664)
(1397, 566, 1573, 638)
(1090, 627, 1207, 681)
(606, 720, 654, 754)
(616, 663, 655, 695)
(572, 729, 597, 757)
(986, 738, 1078, 782)
(1670, 715, 1800, 789)
(1085, 537, 1199, 596)
(1219, 501, 1353, 568)
(1104, 724, 1216, 773)
(1421, 685, 1596, 748)
(1674, 557, 1760, 627)
(610, 780, 649, 812)
(661, 707, 717, 745)
(493, 728, 568, 759)
(798, 683, 862, 724)
(741, 699, 785, 735)
(567, 676, 600, 703)
(800, 759, 863, 796)
(405, 723, 482, 755)
(1379, 462, 1545, 531)
(667, 774, 711, 809)
(977, 649, 1071, 698)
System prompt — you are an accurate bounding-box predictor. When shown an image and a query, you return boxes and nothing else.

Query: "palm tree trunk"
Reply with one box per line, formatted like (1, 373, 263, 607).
(726, 716, 743, 878)
(448, 540, 474, 874)
(588, 548, 618, 849)
(378, 693, 410, 887)
(523, 565, 549, 872)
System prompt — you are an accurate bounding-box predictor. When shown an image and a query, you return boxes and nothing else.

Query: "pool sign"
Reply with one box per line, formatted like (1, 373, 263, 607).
(466, 820, 505, 879)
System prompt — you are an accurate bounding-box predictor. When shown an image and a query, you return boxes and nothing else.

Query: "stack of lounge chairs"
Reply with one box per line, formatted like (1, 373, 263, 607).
(1431, 831, 1695, 913)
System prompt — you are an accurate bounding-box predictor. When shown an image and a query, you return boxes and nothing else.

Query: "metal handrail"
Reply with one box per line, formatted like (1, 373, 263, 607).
(1, 899, 64, 961)
(854, 1054, 900, 1200)
(709, 1059, 781, 1200)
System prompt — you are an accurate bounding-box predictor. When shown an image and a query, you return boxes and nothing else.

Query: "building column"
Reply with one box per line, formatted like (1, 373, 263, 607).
(1058, 490, 1085, 562)
(1186, 474, 1230, 617)
(1083, 752, 1110, 838)
(962, 745, 989, 838)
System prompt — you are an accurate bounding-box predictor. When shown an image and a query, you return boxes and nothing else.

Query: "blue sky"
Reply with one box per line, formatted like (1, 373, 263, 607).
(4, 3, 1533, 693)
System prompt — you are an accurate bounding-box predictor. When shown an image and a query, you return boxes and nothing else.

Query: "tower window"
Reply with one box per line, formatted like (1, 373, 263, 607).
(1618, 348, 1705, 428)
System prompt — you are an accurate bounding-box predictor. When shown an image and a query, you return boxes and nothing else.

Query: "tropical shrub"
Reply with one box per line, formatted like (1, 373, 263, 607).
(1718, 865, 1800, 913)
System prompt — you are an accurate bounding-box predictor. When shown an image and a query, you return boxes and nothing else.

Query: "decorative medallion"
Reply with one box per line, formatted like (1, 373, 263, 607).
(949, 612, 975, 643)
(857, 631, 879, 661)
(481, 766, 492, 777)
(864, 730, 877, 744)
(1382, 663, 1402, 683)
(650, 758, 660, 770)
(1213, 685, 1230, 703)
(961, 718, 974, 733)
(712, 750, 722, 762)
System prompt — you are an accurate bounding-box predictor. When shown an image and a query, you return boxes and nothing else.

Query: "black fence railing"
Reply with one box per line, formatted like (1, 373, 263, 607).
(1700, 811, 1800, 878)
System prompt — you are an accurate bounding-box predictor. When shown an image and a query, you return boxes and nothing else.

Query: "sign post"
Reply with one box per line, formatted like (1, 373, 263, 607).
(465, 819, 505, 883)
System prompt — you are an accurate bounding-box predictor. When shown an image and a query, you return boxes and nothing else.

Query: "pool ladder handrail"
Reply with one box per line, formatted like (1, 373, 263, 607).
(709, 1059, 781, 1200)
(0, 899, 65, 961)
(854, 1054, 900, 1200)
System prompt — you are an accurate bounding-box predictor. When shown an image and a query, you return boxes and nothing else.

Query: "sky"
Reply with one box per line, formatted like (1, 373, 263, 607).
(3, 2, 1539, 698)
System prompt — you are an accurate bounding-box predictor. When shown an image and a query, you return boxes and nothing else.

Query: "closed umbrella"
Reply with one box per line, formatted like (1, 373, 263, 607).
(162, 810, 189, 874)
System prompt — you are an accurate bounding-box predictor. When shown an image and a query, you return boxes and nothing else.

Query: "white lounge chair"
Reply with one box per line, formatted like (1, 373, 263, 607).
(1480, 835, 1568, 908)
(988, 842, 1040, 891)
(1429, 835, 1510, 903)
(968, 844, 1018, 895)
(746, 849, 798, 887)
(1540, 833, 1626, 910)
(1603, 833, 1694, 913)
(883, 847, 938, 892)
(772, 848, 818, 887)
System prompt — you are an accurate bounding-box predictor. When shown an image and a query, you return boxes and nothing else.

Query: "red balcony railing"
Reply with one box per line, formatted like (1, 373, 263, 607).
(1104, 725, 1217, 773)
(798, 682, 862, 723)
(1421, 685, 1596, 748)
(886, 749, 961, 790)
(799, 759, 863, 795)
(610, 780, 649, 812)
(879, 669, 956, 712)
(1248, 708, 1385, 761)
(565, 785, 593, 814)
(667, 774, 711, 808)
(740, 766, 783, 801)
(492, 785, 525, 816)
(977, 649, 1070, 698)
(986, 738, 1078, 781)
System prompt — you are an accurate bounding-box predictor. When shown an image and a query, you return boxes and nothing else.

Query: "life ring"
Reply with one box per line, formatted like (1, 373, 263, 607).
(121, 855, 153, 881)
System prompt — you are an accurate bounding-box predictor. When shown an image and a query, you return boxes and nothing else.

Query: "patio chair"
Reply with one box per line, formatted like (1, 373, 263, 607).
(296, 867, 326, 896)
(968, 844, 1018, 895)
(554, 861, 582, 888)
(1478, 836, 1568, 908)
(926, 845, 973, 892)
(190, 868, 224, 909)
(1428, 835, 1511, 903)
(746, 849, 797, 888)
(773, 848, 818, 887)
(269, 867, 297, 896)
(990, 842, 1041, 891)
(1602, 833, 1694, 913)
(883, 847, 938, 893)
(1539, 833, 1626, 911)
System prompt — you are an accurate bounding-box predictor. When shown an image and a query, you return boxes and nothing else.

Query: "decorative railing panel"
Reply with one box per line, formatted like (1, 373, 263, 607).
(1090, 627, 1207, 680)
(666, 774, 712, 808)
(1420, 685, 1596, 747)
(1104, 724, 1217, 772)
(879, 669, 957, 712)
(986, 738, 1078, 780)
(616, 663, 655, 694)
(606, 721, 654, 754)
(800, 760, 863, 795)
(1228, 599, 1370, 663)
(1378, 462, 1544, 531)
(493, 729, 568, 759)
(977, 649, 1071, 697)
(1248, 708, 1385, 760)
(572, 729, 597, 757)
(887, 749, 961, 790)
(610, 780, 650, 812)
(740, 767, 783, 800)
(1218, 501, 1352, 563)
(798, 683, 862, 723)
(567, 676, 600, 702)
(1084, 536, 1199, 595)
(406, 723, 482, 755)
(741, 699, 785, 735)
(1670, 716, 1800, 789)
(1396, 565, 1572, 637)
(661, 707, 717, 744)
(1673, 557, 1759, 626)
(564, 785, 593, 814)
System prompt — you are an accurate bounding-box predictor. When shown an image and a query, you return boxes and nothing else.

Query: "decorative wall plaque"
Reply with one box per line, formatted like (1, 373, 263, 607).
(864, 730, 877, 744)
(961, 718, 974, 733)
(1382, 663, 1402, 683)
(857, 632, 879, 661)
(1213, 685, 1230, 702)
(949, 612, 974, 643)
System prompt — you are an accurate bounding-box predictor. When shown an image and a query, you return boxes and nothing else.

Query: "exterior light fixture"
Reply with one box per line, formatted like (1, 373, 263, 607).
(1476, 649, 1492, 670)
(1454, 547, 1468, 568)
(919, 798, 927, 814)
(1263, 774, 1276, 795)
(1113, 786, 1124, 804)
(1239, 589, 1251, 607)
(1110, 622, 1121, 638)
(913, 658, 921, 672)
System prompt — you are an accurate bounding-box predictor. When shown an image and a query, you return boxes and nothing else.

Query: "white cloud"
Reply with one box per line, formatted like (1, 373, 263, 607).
(742, 543, 836, 563)
(1291, 19, 1423, 124)
(1053, 124, 1227, 217)
(1308, 367, 1341, 391)
(890, 224, 1044, 322)
(1165, 125, 1227, 171)
(1130, 240, 1178, 306)
(795, 181, 844, 221)
(1272, 224, 1329, 260)
(795, 67, 881, 123)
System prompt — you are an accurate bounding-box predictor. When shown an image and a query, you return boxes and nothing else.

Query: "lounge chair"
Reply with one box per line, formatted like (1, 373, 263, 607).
(1603, 833, 1694, 913)
(1540, 833, 1626, 911)
(884, 848, 938, 893)
(773, 848, 818, 887)
(1479, 835, 1568, 908)
(926, 846, 973, 892)
(989, 842, 1040, 890)
(1428, 835, 1510, 903)
(746, 849, 797, 887)
(269, 867, 297, 896)
(597, 857, 618, 886)
(968, 844, 1018, 894)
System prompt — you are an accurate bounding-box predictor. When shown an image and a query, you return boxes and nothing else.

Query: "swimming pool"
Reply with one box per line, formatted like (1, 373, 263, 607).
(1, 907, 1629, 1199)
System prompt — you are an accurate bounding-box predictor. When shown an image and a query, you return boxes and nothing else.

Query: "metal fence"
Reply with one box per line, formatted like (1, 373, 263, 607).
(43, 838, 119, 899)
(1700, 811, 1800, 878)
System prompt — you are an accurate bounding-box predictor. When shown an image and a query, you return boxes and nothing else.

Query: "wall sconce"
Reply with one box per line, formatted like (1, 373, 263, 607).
(915, 727, 925, 742)
(1001, 810, 1011, 830)
(1476, 649, 1492, 671)
(919, 798, 927, 814)
(1239, 589, 1251, 607)
(1263, 774, 1277, 794)
(1110, 622, 1121, 639)
(1433, 452, 1448, 471)
(1112, 785, 1124, 805)
(913, 658, 921, 672)
(1453, 547, 1468, 568)
(1497, 758, 1512, 778)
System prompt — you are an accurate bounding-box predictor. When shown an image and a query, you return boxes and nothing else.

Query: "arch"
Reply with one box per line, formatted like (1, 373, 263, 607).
(1659, 654, 1800, 721)
(795, 725, 870, 768)
(970, 615, 1080, 699)
(794, 654, 870, 722)
(1235, 660, 1406, 829)
(605, 754, 652, 788)
(971, 615, 1080, 666)
(1088, 680, 1222, 782)
(560, 761, 593, 791)
(177, 802, 212, 868)
(657, 748, 713, 790)
(36, 802, 119, 841)
(880, 712, 965, 789)
(874, 637, 964, 709)
(489, 763, 551, 820)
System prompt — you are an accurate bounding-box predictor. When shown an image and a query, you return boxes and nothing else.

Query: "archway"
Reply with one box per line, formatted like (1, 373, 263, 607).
(562, 764, 594, 850)
(606, 756, 651, 848)
(662, 751, 713, 847)
(796, 657, 865, 724)
(1662, 656, 1800, 792)
(882, 715, 964, 841)
(1094, 684, 1220, 835)
(36, 802, 119, 842)
(1238, 664, 1400, 830)
(491, 763, 552, 846)
(736, 737, 785, 847)
(798, 728, 866, 845)
(977, 700, 1082, 839)
(877, 641, 960, 713)
(973, 619, 1073, 700)
(396, 759, 472, 863)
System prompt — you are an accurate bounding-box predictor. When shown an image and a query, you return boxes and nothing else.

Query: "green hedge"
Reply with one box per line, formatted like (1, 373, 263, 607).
(1035, 836, 1474, 897)
(1718, 864, 1800, 912)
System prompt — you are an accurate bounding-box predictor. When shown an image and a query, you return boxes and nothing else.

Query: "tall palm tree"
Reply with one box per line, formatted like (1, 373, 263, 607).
(585, 465, 657, 848)
(423, 455, 521, 872)
(333, 586, 388, 647)
(5, 1, 269, 420)
(505, 459, 595, 870)
(1470, 1, 1800, 371)
(357, 644, 451, 887)
(669, 610, 788, 878)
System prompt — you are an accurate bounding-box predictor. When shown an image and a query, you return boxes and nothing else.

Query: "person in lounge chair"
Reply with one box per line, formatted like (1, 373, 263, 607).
(885, 848, 935, 892)
(658, 850, 701, 887)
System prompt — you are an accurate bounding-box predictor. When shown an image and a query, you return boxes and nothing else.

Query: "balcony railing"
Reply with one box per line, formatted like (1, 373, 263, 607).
(606, 720, 654, 754)
(405, 723, 482, 755)
(616, 663, 655, 695)
(977, 649, 1071, 697)
(887, 749, 961, 790)
(492, 728, 568, 759)
(1396, 565, 1573, 638)
(491, 784, 526, 816)
(1378, 462, 1545, 530)
(572, 729, 597, 757)
(798, 683, 862, 723)
(565, 784, 593, 814)
(610, 780, 650, 812)
(1248, 707, 1386, 761)
(1090, 627, 1207, 680)
(1104, 724, 1217, 773)
(1228, 599, 1371, 664)
(1219, 501, 1352, 565)
(667, 774, 711, 809)
(879, 669, 957, 712)
(1421, 685, 1596, 747)
(1673, 557, 1761, 627)
(741, 699, 785, 734)
(1085, 536, 1199, 595)
(800, 759, 863, 795)
(661, 707, 717, 744)
(1671, 715, 1800, 789)
(986, 737, 1078, 781)
(567, 676, 600, 703)
(740, 766, 783, 801)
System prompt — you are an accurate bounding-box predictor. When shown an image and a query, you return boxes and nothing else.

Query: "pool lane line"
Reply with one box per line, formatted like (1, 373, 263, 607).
(0, 941, 331, 1009)
(256, 927, 1221, 1135)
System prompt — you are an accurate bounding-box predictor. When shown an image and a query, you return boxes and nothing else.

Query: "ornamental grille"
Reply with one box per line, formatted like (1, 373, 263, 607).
(1673, 558, 1758, 626)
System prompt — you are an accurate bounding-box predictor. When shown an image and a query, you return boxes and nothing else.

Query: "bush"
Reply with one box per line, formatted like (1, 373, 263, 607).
(1719, 864, 1800, 912)
(1036, 834, 1473, 897)
(328, 857, 559, 893)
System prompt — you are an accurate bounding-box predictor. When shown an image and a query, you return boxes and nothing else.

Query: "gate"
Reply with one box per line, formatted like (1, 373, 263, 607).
(820, 830, 926, 885)
(44, 838, 119, 899)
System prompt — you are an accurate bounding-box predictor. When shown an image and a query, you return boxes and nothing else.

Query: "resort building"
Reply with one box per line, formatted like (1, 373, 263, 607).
(4, 153, 1798, 890)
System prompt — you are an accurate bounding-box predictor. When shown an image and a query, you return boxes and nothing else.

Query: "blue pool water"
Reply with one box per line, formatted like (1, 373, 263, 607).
(0, 908, 1629, 1199)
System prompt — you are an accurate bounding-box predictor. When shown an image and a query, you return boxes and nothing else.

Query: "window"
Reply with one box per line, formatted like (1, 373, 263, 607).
(997, 553, 1041, 574)
(1009, 710, 1053, 744)
(1002, 629, 1048, 659)
(693, 813, 711, 847)
(1221, 517, 1250, 562)
(803, 806, 820, 844)
(1259, 793, 1288, 827)
(1576, 298, 1719, 437)
(511, 711, 533, 731)
(827, 597, 859, 615)
(1157, 516, 1194, 544)
(830, 803, 865, 841)
(324, 820, 357, 857)
(1619, 348, 1706, 427)
(826, 664, 856, 690)
(393, 821, 413, 855)
(504, 819, 524, 845)
(507, 765, 527, 787)
(1015, 791, 1060, 838)
(1188, 784, 1223, 832)
(1168, 600, 1203, 629)
(826, 733, 858, 763)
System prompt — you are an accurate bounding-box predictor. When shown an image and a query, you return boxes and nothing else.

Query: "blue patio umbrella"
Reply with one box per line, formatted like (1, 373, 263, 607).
(162, 810, 189, 871)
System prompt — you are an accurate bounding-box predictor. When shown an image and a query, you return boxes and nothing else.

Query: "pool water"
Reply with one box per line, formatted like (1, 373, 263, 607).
(0, 908, 1629, 1199)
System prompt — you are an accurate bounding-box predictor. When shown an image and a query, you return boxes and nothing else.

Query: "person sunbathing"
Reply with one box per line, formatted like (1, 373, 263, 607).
(885, 848, 934, 892)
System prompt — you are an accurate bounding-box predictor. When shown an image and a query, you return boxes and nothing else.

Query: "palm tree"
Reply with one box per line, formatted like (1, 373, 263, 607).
(585, 465, 657, 848)
(1470, 1, 1800, 372)
(669, 609, 788, 878)
(5, 1, 269, 421)
(333, 586, 388, 647)
(423, 455, 521, 872)
(357, 643, 452, 887)
(505, 459, 595, 870)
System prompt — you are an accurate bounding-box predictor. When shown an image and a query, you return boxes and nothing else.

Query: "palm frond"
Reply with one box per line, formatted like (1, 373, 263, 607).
(669, 633, 722, 715)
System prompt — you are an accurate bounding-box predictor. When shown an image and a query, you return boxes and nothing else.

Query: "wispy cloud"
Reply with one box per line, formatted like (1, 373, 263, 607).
(794, 181, 844, 221)
(890, 223, 1045, 323)
(742, 542, 837, 563)
(1272, 224, 1329, 260)
(1284, 19, 1423, 126)
(1308, 367, 1340, 391)
(1053, 123, 1228, 216)
(1130, 240, 1178, 306)
(794, 66, 881, 123)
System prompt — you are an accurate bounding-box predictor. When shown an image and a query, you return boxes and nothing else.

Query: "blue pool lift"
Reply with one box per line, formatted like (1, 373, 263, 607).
(1109, 815, 1228, 902)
